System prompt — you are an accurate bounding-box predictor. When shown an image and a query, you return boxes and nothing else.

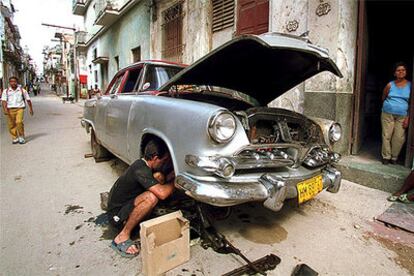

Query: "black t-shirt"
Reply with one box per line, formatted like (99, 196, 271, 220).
(107, 159, 158, 211)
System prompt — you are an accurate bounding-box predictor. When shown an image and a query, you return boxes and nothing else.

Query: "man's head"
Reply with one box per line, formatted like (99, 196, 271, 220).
(9, 76, 18, 89)
(94, 84, 98, 89)
(144, 138, 172, 172)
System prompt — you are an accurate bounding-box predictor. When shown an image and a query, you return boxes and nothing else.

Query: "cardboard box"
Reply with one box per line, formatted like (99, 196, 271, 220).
(140, 211, 190, 276)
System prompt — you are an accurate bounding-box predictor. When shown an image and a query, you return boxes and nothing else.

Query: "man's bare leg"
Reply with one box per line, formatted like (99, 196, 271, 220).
(114, 191, 158, 254)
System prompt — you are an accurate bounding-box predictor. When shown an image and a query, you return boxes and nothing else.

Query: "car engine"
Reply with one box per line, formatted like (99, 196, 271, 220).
(236, 107, 324, 145)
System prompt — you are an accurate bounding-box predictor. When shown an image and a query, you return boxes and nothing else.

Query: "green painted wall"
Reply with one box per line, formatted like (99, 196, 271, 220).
(99, 0, 150, 81)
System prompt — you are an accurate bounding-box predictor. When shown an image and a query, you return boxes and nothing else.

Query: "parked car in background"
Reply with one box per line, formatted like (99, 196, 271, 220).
(82, 33, 343, 212)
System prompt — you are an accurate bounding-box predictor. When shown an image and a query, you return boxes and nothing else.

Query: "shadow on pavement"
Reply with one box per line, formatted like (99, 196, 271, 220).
(26, 132, 48, 142)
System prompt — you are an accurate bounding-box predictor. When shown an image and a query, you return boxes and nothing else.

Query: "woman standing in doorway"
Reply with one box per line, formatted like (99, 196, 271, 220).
(381, 62, 411, 165)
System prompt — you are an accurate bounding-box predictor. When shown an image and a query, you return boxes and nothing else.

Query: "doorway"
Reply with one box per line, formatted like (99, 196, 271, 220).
(100, 63, 108, 91)
(353, 1, 414, 167)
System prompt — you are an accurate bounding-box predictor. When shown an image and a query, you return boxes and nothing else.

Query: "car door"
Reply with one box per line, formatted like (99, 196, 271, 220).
(106, 66, 143, 160)
(95, 73, 124, 148)
(103, 72, 127, 153)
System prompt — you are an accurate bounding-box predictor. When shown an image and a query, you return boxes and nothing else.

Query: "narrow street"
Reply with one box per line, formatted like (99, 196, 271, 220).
(0, 86, 413, 275)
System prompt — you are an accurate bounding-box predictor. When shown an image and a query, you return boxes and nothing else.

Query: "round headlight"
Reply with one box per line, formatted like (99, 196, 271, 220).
(208, 111, 236, 143)
(329, 123, 342, 142)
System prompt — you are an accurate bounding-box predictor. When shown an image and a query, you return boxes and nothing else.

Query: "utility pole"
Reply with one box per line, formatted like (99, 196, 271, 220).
(41, 23, 76, 31)
(41, 23, 79, 102)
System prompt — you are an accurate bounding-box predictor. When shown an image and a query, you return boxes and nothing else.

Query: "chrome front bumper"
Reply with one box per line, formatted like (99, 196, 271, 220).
(175, 166, 342, 212)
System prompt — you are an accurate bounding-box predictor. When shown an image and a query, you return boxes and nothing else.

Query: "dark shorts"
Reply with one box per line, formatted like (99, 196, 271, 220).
(108, 199, 135, 228)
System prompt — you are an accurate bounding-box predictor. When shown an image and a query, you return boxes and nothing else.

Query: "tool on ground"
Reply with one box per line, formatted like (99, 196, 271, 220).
(195, 204, 279, 275)
(222, 254, 281, 276)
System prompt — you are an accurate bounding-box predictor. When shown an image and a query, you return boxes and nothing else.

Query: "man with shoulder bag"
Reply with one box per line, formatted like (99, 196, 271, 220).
(1, 76, 34, 144)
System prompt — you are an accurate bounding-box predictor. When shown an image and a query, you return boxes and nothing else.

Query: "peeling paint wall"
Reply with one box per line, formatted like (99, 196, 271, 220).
(150, 0, 211, 64)
(212, 27, 233, 50)
(268, 0, 309, 113)
(268, 0, 358, 154)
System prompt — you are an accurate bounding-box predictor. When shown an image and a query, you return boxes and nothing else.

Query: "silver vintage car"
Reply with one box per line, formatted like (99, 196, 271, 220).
(82, 33, 343, 212)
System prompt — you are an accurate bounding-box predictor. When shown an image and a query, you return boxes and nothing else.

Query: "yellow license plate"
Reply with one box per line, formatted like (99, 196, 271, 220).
(297, 175, 323, 204)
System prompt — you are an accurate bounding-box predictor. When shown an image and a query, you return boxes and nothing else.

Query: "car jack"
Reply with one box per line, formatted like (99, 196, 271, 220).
(195, 204, 281, 276)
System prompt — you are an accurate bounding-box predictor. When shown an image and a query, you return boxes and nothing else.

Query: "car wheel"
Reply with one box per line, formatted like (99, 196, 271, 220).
(91, 129, 111, 162)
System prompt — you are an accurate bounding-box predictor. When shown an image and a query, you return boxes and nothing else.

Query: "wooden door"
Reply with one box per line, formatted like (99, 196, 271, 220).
(351, 0, 368, 154)
(405, 57, 414, 168)
(236, 0, 269, 35)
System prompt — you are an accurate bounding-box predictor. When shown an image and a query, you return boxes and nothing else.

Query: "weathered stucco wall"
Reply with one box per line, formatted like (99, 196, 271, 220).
(150, 0, 211, 64)
(83, 0, 101, 38)
(304, 0, 358, 154)
(268, 0, 358, 154)
(268, 0, 309, 113)
(212, 27, 233, 50)
(99, 0, 151, 78)
(84, 0, 151, 89)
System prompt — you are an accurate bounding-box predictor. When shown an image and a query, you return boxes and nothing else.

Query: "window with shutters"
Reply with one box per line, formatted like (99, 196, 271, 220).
(236, 0, 269, 35)
(162, 2, 183, 63)
(212, 0, 235, 33)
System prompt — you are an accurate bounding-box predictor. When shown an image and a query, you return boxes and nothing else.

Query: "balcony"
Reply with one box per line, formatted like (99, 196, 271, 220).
(92, 56, 109, 65)
(72, 0, 90, 16)
(75, 31, 88, 53)
(94, 0, 119, 26)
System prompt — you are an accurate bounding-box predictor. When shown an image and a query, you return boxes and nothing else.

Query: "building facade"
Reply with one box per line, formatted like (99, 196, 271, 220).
(73, 0, 414, 164)
(73, 0, 151, 91)
(148, 0, 356, 155)
(1, 0, 35, 90)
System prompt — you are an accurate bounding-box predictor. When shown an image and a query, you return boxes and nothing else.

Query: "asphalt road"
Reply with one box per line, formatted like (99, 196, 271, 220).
(1, 87, 413, 275)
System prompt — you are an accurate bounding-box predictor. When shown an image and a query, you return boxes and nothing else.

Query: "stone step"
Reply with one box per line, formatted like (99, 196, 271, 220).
(336, 156, 411, 193)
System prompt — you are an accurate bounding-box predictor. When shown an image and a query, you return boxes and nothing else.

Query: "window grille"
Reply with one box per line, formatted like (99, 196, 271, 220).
(162, 2, 183, 63)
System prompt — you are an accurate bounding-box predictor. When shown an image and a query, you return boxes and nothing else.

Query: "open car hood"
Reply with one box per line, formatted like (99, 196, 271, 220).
(160, 33, 342, 105)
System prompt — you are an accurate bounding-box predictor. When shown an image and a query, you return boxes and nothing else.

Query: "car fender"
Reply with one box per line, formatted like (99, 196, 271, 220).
(125, 95, 249, 174)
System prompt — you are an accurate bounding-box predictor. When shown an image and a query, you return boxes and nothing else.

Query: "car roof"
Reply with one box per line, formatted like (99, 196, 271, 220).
(119, 60, 187, 73)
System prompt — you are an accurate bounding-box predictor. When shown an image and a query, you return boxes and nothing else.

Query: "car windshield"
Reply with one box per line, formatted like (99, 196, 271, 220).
(143, 65, 183, 91)
(171, 84, 260, 107)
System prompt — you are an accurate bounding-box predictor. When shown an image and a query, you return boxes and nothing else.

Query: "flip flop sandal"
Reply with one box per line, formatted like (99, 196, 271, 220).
(111, 239, 139, 258)
(387, 195, 400, 202)
(398, 194, 414, 204)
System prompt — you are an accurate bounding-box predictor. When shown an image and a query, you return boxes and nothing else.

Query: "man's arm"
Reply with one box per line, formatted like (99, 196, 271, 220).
(27, 100, 34, 116)
(2, 100, 8, 115)
(22, 89, 33, 115)
(148, 181, 175, 200)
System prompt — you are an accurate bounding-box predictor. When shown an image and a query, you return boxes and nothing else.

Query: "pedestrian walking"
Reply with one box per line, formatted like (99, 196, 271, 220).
(381, 62, 412, 165)
(1, 76, 34, 144)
